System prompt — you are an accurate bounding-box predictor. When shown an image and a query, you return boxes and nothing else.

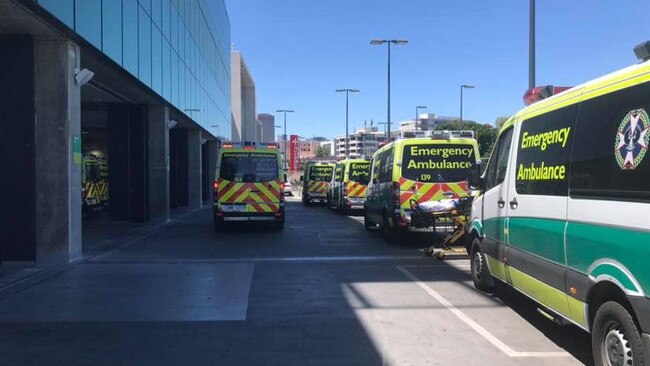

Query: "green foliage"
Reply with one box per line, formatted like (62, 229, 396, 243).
(495, 116, 510, 129)
(434, 120, 497, 158)
(315, 145, 330, 158)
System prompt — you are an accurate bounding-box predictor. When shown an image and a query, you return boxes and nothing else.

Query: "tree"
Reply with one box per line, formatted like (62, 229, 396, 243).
(315, 146, 330, 158)
(434, 120, 497, 158)
(495, 116, 509, 129)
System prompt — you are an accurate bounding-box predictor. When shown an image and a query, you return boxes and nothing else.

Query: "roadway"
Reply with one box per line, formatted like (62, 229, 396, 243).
(0, 195, 593, 365)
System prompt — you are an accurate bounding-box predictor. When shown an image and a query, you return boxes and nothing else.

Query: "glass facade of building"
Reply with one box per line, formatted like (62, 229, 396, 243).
(34, 0, 231, 138)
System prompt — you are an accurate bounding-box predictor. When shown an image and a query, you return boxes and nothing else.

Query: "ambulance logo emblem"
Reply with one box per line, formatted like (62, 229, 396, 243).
(615, 109, 650, 170)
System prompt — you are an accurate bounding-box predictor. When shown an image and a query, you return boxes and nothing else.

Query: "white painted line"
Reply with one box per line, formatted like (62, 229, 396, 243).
(396, 266, 571, 358)
(91, 255, 430, 265)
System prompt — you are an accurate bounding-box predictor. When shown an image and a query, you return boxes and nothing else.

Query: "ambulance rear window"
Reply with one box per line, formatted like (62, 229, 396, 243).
(85, 164, 101, 182)
(309, 166, 333, 181)
(401, 144, 476, 183)
(220, 152, 279, 182)
(349, 162, 370, 185)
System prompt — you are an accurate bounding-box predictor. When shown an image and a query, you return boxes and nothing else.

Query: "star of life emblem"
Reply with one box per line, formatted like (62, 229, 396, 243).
(615, 108, 650, 170)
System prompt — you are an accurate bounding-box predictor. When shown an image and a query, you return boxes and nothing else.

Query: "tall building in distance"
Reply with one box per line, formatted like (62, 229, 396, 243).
(399, 113, 459, 132)
(258, 113, 275, 142)
(231, 51, 259, 142)
(335, 127, 387, 159)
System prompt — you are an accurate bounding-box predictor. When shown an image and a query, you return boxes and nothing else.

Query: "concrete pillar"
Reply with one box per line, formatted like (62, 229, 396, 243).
(34, 39, 82, 263)
(187, 129, 202, 208)
(206, 140, 219, 200)
(148, 105, 170, 222)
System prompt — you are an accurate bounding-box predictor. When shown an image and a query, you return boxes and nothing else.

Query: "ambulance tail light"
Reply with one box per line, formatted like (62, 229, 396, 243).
(392, 182, 401, 206)
(212, 181, 219, 201)
(523, 85, 572, 106)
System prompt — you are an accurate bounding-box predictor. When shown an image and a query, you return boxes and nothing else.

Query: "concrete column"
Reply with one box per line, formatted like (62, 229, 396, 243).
(207, 140, 219, 198)
(34, 39, 82, 263)
(147, 105, 170, 222)
(187, 129, 202, 208)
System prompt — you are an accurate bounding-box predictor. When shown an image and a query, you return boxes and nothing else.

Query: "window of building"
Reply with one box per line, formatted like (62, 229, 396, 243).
(570, 81, 650, 202)
(151, 26, 162, 94)
(102, 0, 122, 64)
(138, 5, 152, 87)
(123, 0, 139, 77)
(38, 0, 74, 28)
(75, 0, 102, 49)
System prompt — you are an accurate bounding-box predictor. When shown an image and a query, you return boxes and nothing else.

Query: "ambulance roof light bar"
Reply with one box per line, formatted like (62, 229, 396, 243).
(634, 41, 650, 62)
(523, 85, 572, 106)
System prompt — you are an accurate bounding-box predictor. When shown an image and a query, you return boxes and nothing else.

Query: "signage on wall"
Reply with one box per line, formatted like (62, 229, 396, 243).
(289, 135, 300, 172)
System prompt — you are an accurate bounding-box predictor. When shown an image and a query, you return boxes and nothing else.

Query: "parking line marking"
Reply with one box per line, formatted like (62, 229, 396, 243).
(396, 266, 571, 358)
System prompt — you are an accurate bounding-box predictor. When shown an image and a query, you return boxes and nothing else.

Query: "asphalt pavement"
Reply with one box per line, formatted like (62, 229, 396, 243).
(0, 196, 593, 365)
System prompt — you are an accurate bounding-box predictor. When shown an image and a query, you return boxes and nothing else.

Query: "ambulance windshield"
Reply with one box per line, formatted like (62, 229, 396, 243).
(308, 166, 333, 182)
(85, 164, 101, 182)
(348, 162, 370, 185)
(401, 144, 476, 183)
(220, 152, 279, 182)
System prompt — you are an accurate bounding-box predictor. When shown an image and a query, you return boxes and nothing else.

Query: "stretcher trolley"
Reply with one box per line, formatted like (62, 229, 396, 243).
(409, 196, 473, 260)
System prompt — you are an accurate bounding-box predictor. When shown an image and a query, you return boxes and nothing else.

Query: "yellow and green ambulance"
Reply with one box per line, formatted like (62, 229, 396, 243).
(327, 159, 371, 213)
(467, 48, 650, 365)
(364, 131, 480, 237)
(213, 142, 284, 230)
(301, 162, 334, 205)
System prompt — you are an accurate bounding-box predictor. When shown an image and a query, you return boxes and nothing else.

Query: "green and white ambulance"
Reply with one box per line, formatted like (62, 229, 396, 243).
(327, 159, 371, 213)
(467, 48, 650, 365)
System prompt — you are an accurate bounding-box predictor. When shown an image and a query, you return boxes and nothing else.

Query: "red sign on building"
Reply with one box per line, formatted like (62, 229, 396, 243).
(289, 135, 300, 172)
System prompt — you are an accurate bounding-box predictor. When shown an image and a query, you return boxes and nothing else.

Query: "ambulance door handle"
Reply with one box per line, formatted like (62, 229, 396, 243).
(497, 198, 505, 208)
(509, 197, 518, 210)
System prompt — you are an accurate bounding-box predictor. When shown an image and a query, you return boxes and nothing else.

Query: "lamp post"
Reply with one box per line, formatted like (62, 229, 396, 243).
(377, 121, 390, 141)
(460, 84, 475, 129)
(415, 105, 427, 131)
(529, 0, 536, 89)
(276, 109, 294, 172)
(335, 89, 360, 159)
(370, 39, 408, 141)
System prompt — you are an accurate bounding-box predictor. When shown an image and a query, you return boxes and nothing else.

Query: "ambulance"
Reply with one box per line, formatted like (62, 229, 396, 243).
(364, 130, 480, 238)
(212, 142, 284, 230)
(82, 154, 109, 211)
(301, 162, 334, 205)
(467, 43, 650, 365)
(328, 159, 371, 213)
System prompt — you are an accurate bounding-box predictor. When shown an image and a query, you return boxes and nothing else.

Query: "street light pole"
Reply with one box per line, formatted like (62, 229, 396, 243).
(415, 105, 427, 131)
(276, 109, 294, 172)
(529, 0, 536, 89)
(335, 89, 360, 159)
(371, 39, 408, 141)
(459, 84, 475, 129)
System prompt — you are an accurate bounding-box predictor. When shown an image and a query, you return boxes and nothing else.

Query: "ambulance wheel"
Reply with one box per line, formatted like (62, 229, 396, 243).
(274, 220, 285, 231)
(592, 301, 644, 366)
(470, 239, 494, 293)
(364, 211, 373, 230)
(381, 213, 397, 243)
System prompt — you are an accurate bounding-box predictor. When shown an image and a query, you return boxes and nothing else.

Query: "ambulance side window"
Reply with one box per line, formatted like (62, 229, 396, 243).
(485, 128, 514, 190)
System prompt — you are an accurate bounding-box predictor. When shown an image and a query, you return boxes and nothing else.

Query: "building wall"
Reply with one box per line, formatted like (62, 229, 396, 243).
(231, 51, 257, 143)
(258, 113, 275, 142)
(32, 0, 231, 138)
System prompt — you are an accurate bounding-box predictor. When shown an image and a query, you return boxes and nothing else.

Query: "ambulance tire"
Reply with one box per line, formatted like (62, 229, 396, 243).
(592, 301, 645, 366)
(381, 213, 397, 243)
(364, 211, 373, 230)
(274, 220, 285, 231)
(470, 239, 494, 293)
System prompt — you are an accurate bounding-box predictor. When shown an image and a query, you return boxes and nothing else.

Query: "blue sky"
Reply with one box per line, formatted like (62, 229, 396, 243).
(224, 0, 649, 140)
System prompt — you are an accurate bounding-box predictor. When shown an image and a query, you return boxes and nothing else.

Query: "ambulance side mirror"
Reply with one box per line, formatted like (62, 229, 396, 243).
(468, 163, 484, 190)
(300, 175, 303, 182)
